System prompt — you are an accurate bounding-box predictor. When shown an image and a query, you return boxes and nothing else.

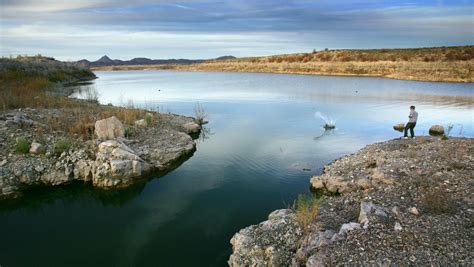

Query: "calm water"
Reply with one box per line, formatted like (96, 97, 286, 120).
(1, 71, 473, 266)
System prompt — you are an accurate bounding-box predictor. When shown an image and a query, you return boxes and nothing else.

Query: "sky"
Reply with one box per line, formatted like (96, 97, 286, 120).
(0, 0, 473, 61)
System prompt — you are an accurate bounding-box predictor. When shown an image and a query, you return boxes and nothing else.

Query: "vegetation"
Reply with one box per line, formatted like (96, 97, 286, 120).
(422, 187, 456, 214)
(194, 102, 207, 125)
(98, 46, 474, 82)
(442, 123, 454, 140)
(293, 194, 323, 233)
(1, 56, 165, 142)
(53, 138, 73, 155)
(15, 137, 31, 154)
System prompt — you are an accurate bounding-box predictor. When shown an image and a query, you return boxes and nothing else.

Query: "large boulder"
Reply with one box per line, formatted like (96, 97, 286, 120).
(393, 123, 405, 132)
(228, 209, 303, 267)
(93, 140, 151, 188)
(94, 116, 125, 140)
(182, 122, 201, 134)
(429, 125, 444, 136)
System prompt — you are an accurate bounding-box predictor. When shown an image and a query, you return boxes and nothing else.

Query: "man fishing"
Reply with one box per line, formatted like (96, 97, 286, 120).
(404, 105, 418, 139)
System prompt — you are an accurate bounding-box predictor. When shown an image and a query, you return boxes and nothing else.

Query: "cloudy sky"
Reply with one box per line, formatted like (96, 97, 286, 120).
(0, 0, 472, 60)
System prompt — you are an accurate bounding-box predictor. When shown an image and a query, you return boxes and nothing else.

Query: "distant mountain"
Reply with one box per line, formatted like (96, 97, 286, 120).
(75, 55, 236, 67)
(215, 55, 237, 60)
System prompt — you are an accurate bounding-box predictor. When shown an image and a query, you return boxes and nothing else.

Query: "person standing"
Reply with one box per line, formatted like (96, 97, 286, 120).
(404, 105, 418, 139)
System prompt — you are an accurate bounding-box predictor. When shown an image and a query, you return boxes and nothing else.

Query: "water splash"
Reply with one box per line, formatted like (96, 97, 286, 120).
(315, 111, 337, 129)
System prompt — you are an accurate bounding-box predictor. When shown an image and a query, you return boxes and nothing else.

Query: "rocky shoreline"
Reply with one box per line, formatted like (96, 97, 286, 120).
(229, 137, 473, 266)
(0, 107, 201, 198)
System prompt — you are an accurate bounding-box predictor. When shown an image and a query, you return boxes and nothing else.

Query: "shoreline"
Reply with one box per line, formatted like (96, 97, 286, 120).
(228, 136, 473, 266)
(91, 62, 474, 83)
(0, 69, 202, 199)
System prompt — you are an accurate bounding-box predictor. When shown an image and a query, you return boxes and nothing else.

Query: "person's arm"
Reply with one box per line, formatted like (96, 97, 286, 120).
(408, 111, 413, 118)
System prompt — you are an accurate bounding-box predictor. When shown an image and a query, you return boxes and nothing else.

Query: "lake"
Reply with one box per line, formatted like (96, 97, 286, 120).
(1, 71, 472, 266)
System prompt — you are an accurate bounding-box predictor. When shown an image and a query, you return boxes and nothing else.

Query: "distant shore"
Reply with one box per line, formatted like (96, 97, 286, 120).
(92, 46, 474, 83)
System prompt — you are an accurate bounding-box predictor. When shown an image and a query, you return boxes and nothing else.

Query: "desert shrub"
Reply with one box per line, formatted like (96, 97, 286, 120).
(69, 114, 93, 139)
(194, 103, 207, 125)
(54, 138, 72, 155)
(15, 137, 31, 154)
(124, 126, 137, 138)
(442, 123, 454, 140)
(293, 194, 323, 233)
(145, 113, 154, 126)
(422, 187, 456, 214)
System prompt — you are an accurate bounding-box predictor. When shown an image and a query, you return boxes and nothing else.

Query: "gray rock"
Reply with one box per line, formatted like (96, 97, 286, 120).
(228, 209, 302, 267)
(134, 119, 147, 127)
(182, 122, 201, 134)
(94, 116, 125, 140)
(429, 125, 444, 136)
(393, 123, 405, 132)
(29, 142, 45, 154)
(358, 201, 387, 228)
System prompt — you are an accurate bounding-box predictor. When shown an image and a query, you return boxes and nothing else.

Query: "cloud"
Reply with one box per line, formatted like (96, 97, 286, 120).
(0, 0, 472, 59)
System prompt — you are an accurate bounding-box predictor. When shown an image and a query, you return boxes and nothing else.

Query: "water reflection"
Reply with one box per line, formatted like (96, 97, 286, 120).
(1, 71, 472, 267)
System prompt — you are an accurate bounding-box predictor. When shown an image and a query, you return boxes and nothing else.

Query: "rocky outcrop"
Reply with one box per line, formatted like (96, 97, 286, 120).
(231, 137, 473, 265)
(228, 209, 303, 267)
(94, 116, 125, 140)
(429, 125, 444, 136)
(181, 122, 201, 134)
(0, 109, 200, 198)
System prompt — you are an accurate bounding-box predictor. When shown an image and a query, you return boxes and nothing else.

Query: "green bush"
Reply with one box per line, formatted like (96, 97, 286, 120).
(54, 138, 72, 155)
(124, 127, 137, 138)
(15, 137, 30, 154)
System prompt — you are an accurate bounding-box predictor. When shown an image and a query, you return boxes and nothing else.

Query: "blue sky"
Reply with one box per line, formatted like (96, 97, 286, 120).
(0, 0, 473, 60)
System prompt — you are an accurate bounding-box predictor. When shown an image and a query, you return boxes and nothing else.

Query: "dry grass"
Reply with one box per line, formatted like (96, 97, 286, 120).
(421, 187, 457, 214)
(96, 46, 474, 82)
(293, 194, 323, 233)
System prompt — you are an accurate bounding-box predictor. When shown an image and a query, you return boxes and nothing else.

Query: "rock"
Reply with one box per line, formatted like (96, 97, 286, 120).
(94, 116, 125, 140)
(358, 201, 387, 228)
(408, 207, 419, 216)
(338, 222, 361, 236)
(310, 175, 355, 194)
(29, 142, 45, 154)
(429, 125, 444, 136)
(394, 222, 403, 231)
(0, 159, 7, 167)
(182, 122, 201, 134)
(134, 119, 147, 127)
(110, 160, 133, 177)
(393, 123, 405, 132)
(228, 209, 302, 267)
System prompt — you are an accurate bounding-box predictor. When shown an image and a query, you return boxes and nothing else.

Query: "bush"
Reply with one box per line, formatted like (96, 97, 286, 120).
(54, 138, 72, 155)
(422, 187, 456, 214)
(293, 194, 323, 233)
(124, 126, 137, 138)
(194, 103, 207, 125)
(15, 137, 30, 154)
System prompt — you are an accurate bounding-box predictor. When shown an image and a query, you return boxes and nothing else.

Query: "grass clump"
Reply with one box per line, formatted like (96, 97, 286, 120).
(15, 137, 31, 154)
(53, 138, 73, 155)
(292, 194, 323, 233)
(422, 187, 456, 214)
(194, 102, 207, 125)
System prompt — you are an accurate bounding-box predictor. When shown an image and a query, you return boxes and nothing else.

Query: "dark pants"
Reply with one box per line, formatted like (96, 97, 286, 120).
(404, 122, 416, 137)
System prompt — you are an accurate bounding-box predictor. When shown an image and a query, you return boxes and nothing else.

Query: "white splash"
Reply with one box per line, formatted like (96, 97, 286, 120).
(315, 111, 337, 129)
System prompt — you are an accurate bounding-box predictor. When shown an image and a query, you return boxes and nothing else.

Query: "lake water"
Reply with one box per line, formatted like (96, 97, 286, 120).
(1, 71, 472, 266)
